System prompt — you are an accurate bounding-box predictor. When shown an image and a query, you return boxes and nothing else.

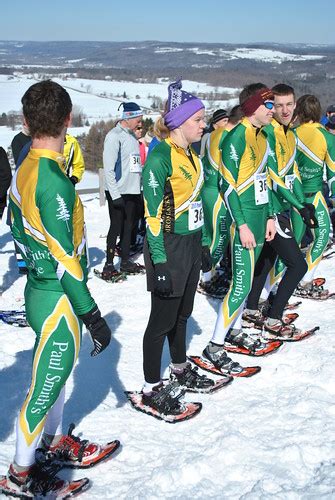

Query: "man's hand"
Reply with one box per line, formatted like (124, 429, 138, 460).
(239, 223, 256, 249)
(154, 262, 173, 297)
(70, 175, 79, 185)
(298, 203, 318, 229)
(265, 218, 276, 242)
(79, 306, 111, 357)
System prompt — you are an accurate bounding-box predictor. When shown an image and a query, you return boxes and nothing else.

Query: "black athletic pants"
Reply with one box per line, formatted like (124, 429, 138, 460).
(246, 213, 307, 319)
(143, 280, 198, 383)
(143, 231, 202, 384)
(105, 192, 140, 263)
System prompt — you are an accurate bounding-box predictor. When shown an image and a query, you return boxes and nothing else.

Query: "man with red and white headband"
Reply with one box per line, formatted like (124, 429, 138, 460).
(200, 83, 278, 370)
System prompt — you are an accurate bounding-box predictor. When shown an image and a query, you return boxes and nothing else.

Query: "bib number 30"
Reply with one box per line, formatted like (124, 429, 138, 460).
(254, 172, 268, 205)
(189, 201, 204, 230)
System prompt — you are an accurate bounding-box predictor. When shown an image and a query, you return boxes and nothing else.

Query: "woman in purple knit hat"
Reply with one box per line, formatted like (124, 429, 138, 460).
(128, 80, 228, 422)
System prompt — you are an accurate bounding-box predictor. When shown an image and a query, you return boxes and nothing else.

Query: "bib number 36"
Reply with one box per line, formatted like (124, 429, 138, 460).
(254, 172, 269, 205)
(189, 201, 204, 230)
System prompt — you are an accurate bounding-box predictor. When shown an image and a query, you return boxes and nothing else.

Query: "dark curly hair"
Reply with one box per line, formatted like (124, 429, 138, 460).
(22, 80, 72, 138)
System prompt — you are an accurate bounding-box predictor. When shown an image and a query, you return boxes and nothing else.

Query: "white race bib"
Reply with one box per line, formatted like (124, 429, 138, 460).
(189, 200, 204, 231)
(254, 172, 268, 205)
(129, 154, 141, 173)
(285, 174, 295, 192)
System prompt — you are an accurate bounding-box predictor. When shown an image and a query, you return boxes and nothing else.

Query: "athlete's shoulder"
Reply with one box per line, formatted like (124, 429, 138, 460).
(143, 140, 171, 172)
(36, 155, 73, 200)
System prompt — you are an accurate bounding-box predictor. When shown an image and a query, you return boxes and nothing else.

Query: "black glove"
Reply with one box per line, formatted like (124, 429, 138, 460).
(79, 306, 111, 357)
(70, 175, 79, 185)
(112, 196, 125, 210)
(299, 203, 318, 229)
(154, 263, 173, 297)
(201, 246, 212, 272)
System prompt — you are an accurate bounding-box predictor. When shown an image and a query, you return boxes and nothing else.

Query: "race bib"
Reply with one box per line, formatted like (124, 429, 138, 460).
(285, 174, 295, 192)
(129, 154, 141, 173)
(254, 172, 268, 205)
(189, 200, 204, 231)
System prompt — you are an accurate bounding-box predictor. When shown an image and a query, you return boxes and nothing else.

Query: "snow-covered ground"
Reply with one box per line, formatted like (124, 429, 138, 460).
(1, 192, 335, 499)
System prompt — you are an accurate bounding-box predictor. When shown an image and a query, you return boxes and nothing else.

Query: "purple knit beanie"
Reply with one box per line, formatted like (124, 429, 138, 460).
(164, 79, 204, 130)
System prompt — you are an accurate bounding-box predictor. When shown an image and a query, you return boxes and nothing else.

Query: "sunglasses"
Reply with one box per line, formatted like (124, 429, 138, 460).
(264, 101, 274, 110)
(136, 126, 143, 130)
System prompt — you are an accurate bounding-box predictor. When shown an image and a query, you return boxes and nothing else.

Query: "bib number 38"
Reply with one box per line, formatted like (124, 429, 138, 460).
(189, 201, 204, 230)
(254, 172, 268, 205)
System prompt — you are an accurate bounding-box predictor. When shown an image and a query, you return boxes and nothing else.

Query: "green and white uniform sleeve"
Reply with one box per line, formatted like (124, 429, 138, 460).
(220, 130, 247, 227)
(143, 149, 170, 264)
(37, 158, 95, 316)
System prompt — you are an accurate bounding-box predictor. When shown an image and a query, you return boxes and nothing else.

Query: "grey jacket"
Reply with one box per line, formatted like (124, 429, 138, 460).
(103, 123, 141, 199)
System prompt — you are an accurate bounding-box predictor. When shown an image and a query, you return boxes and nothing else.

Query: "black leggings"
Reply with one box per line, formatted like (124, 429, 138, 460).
(143, 279, 198, 383)
(105, 192, 140, 263)
(247, 214, 307, 319)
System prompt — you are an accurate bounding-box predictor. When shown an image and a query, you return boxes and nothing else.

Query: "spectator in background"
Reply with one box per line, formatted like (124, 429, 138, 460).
(102, 101, 144, 278)
(147, 116, 169, 156)
(321, 103, 335, 126)
(63, 133, 85, 185)
(0, 147, 12, 220)
(199, 109, 229, 157)
(11, 124, 31, 165)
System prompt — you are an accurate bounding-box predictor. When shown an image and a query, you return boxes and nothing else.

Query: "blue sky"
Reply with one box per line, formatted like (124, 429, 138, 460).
(3, 0, 334, 44)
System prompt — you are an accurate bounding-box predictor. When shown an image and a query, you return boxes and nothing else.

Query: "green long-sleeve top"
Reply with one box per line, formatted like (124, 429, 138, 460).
(9, 148, 96, 316)
(202, 127, 229, 190)
(219, 117, 274, 228)
(295, 122, 335, 196)
(265, 119, 305, 213)
(143, 137, 209, 264)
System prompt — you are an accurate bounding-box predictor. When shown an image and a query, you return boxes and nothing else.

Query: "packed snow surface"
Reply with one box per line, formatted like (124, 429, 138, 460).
(0, 190, 334, 499)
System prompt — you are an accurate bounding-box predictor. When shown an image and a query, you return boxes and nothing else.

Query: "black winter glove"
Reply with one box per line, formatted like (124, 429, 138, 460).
(299, 203, 318, 229)
(70, 175, 79, 185)
(154, 263, 173, 297)
(112, 196, 125, 210)
(201, 246, 212, 272)
(79, 306, 111, 357)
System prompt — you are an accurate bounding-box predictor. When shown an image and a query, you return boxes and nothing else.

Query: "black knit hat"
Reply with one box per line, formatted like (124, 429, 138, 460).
(211, 109, 228, 124)
(326, 104, 335, 114)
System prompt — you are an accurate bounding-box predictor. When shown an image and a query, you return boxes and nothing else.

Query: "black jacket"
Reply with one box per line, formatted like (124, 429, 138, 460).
(0, 147, 12, 217)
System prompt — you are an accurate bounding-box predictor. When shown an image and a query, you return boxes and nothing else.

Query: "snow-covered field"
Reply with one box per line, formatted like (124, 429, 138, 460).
(0, 75, 239, 149)
(1, 192, 335, 499)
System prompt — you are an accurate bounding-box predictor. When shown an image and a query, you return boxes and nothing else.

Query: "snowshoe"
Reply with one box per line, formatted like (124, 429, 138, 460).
(169, 362, 232, 393)
(284, 301, 302, 310)
(93, 268, 127, 283)
(242, 309, 265, 328)
(120, 260, 145, 275)
(188, 354, 261, 378)
(0, 310, 29, 327)
(39, 423, 121, 469)
(242, 311, 299, 330)
(0, 460, 89, 499)
(262, 320, 319, 342)
(126, 381, 201, 423)
(294, 278, 332, 300)
(197, 274, 229, 300)
(224, 330, 282, 356)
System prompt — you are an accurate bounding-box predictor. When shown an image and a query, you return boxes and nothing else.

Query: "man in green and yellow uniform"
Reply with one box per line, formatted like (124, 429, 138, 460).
(202, 83, 277, 367)
(292, 94, 335, 298)
(2, 80, 113, 497)
(244, 84, 318, 335)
